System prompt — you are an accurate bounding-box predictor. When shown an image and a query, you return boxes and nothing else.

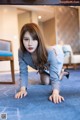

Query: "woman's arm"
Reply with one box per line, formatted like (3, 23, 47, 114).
(18, 49, 28, 88)
(48, 49, 60, 90)
(15, 49, 28, 99)
(48, 49, 64, 103)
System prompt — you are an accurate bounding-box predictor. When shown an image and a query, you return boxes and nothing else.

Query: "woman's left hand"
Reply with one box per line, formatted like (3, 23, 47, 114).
(49, 89, 64, 104)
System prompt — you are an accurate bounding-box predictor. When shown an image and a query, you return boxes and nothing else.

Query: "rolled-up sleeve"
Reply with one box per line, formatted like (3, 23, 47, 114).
(48, 49, 60, 90)
(18, 49, 28, 88)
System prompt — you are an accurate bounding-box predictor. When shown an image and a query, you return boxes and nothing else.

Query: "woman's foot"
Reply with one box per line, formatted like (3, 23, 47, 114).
(65, 71, 70, 79)
(60, 69, 70, 80)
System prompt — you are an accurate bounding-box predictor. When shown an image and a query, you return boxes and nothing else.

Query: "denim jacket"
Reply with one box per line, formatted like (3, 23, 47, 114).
(18, 48, 60, 90)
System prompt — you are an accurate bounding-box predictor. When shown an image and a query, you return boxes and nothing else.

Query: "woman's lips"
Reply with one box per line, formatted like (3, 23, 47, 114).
(28, 47, 33, 50)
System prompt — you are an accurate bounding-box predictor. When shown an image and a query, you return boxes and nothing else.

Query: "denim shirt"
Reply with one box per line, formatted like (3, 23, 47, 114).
(18, 48, 60, 90)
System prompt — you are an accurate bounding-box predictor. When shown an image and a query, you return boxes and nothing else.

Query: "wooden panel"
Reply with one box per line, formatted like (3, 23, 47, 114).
(0, 56, 13, 60)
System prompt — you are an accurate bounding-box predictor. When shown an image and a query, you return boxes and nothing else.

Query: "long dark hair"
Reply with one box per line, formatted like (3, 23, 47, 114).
(20, 23, 48, 70)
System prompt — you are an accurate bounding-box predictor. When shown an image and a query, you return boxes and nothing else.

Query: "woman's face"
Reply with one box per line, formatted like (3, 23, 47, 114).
(23, 31, 38, 53)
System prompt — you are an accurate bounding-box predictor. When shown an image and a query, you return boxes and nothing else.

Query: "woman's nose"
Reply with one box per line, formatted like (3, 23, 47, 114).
(28, 40, 32, 45)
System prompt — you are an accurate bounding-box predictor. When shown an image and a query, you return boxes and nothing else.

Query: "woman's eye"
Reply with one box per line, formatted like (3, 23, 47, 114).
(33, 39, 37, 41)
(24, 38, 29, 41)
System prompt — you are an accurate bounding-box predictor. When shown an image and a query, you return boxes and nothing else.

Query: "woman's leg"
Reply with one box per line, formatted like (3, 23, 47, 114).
(60, 69, 70, 80)
(59, 69, 64, 80)
(40, 73, 50, 85)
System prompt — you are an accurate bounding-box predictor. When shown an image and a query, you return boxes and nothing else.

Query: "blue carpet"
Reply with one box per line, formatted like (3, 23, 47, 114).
(0, 69, 80, 120)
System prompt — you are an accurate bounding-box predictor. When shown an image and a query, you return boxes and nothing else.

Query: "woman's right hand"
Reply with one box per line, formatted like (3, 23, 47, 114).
(15, 87, 28, 99)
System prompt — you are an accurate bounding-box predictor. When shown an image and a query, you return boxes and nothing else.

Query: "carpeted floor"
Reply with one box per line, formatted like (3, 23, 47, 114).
(0, 69, 80, 120)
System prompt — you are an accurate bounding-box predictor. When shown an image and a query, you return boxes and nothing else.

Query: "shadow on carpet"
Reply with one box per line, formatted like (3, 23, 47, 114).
(0, 69, 80, 120)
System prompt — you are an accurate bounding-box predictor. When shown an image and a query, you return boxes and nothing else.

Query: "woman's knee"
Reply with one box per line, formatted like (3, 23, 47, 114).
(40, 73, 50, 85)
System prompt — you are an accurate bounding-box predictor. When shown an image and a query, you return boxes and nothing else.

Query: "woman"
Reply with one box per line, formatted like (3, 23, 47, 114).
(15, 23, 69, 103)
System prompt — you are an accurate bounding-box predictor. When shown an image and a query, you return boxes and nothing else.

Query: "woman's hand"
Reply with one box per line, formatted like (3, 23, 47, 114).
(49, 89, 64, 104)
(15, 87, 28, 99)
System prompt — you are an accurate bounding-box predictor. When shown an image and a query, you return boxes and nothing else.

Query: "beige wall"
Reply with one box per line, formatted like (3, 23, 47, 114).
(43, 18, 56, 46)
(18, 10, 39, 37)
(18, 11, 31, 36)
(18, 11, 38, 34)
(31, 11, 38, 24)
(39, 18, 56, 46)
